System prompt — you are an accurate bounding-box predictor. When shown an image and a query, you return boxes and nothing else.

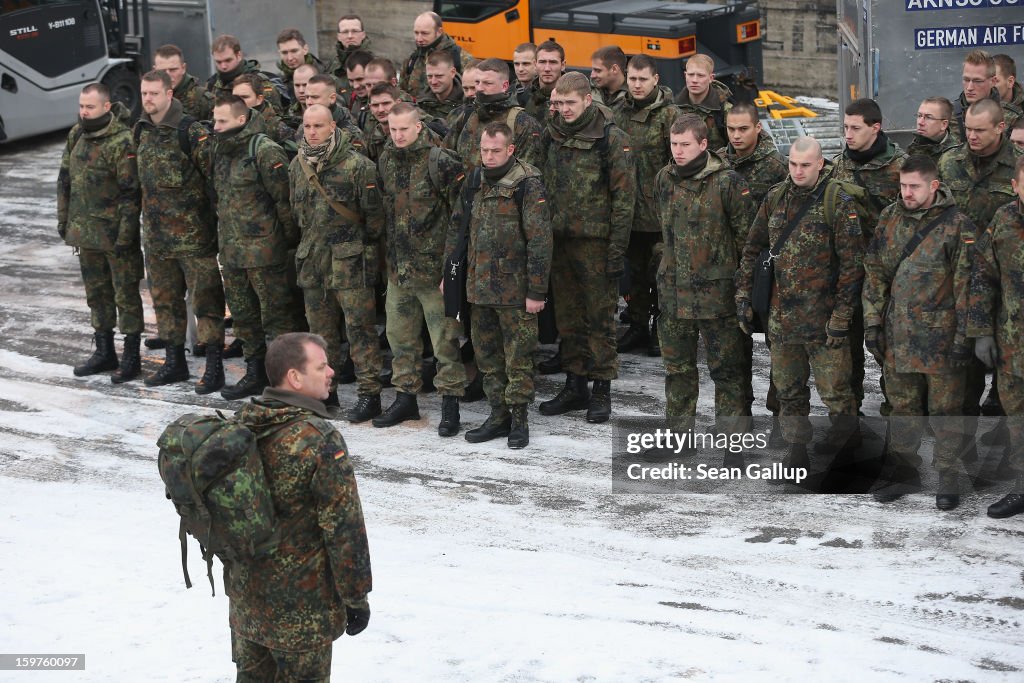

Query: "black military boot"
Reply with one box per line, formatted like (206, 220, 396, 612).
(194, 344, 224, 395)
(616, 324, 649, 353)
(347, 394, 382, 423)
(221, 357, 268, 400)
(372, 392, 419, 428)
(539, 372, 591, 416)
(980, 421, 1009, 447)
(192, 342, 207, 357)
(438, 395, 461, 437)
(936, 470, 961, 511)
(111, 333, 142, 384)
(145, 344, 189, 386)
(144, 336, 166, 350)
(767, 416, 788, 449)
(586, 379, 612, 423)
(223, 338, 244, 359)
(465, 407, 512, 443)
(508, 405, 529, 449)
(538, 347, 562, 375)
(73, 330, 118, 376)
(461, 373, 485, 402)
(987, 475, 1024, 518)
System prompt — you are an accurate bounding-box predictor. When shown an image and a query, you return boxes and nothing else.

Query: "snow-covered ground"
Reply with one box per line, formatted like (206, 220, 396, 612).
(1, 132, 1022, 682)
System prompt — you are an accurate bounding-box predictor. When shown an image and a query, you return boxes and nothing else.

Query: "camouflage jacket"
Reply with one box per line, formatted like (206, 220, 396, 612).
(324, 36, 374, 103)
(418, 75, 464, 121)
(212, 112, 297, 268)
(447, 159, 553, 306)
(969, 199, 1024, 378)
(950, 88, 1020, 142)
(445, 90, 543, 173)
(229, 388, 372, 650)
(173, 74, 213, 121)
(377, 131, 464, 286)
(674, 80, 732, 151)
(57, 102, 141, 251)
(737, 173, 866, 343)
(655, 151, 756, 319)
(523, 82, 554, 122)
(613, 86, 680, 233)
(719, 132, 787, 207)
(830, 135, 907, 238)
(906, 130, 959, 163)
(938, 137, 1020, 232)
(134, 99, 217, 257)
(540, 106, 636, 267)
(255, 100, 296, 146)
(289, 129, 384, 291)
(404, 33, 470, 100)
(594, 84, 628, 110)
(290, 104, 367, 156)
(208, 59, 282, 111)
(1006, 82, 1024, 128)
(863, 186, 973, 374)
(277, 53, 326, 98)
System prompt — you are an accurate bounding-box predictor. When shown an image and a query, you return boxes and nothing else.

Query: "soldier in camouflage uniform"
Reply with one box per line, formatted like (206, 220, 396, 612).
(951, 50, 1020, 142)
(674, 54, 731, 153)
(524, 41, 564, 121)
(612, 55, 679, 356)
(230, 332, 371, 681)
(1013, 118, 1024, 154)
(343, 50, 374, 120)
(208, 35, 284, 114)
(275, 28, 326, 101)
(971, 156, 1024, 519)
(284, 63, 318, 128)
(736, 137, 865, 455)
(232, 74, 296, 145)
(939, 98, 1021, 417)
(290, 105, 385, 422)
(590, 46, 629, 109)
(324, 14, 373, 104)
(538, 72, 636, 423)
(832, 98, 907, 413)
(862, 155, 974, 509)
(720, 102, 788, 418)
(136, 70, 225, 392)
(512, 43, 538, 103)
(365, 83, 402, 163)
(405, 12, 471, 100)
(153, 44, 213, 121)
(418, 50, 464, 121)
(211, 94, 302, 400)
(994, 54, 1023, 127)
(907, 97, 960, 162)
(655, 113, 755, 425)
(374, 103, 467, 433)
(57, 84, 144, 383)
(446, 59, 543, 173)
(447, 121, 553, 448)
(302, 75, 367, 152)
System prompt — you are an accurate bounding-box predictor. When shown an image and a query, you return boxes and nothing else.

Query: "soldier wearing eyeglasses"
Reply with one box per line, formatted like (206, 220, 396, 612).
(908, 97, 959, 162)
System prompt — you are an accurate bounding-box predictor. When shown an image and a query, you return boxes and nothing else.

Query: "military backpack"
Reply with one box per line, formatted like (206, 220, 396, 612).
(157, 411, 286, 595)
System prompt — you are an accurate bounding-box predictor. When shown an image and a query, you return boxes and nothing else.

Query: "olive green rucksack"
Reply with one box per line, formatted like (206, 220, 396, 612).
(157, 411, 283, 595)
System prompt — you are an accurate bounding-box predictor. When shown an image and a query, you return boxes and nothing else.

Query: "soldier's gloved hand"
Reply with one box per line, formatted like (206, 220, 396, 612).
(951, 343, 973, 368)
(736, 299, 755, 336)
(824, 313, 850, 349)
(345, 603, 370, 636)
(113, 243, 136, 259)
(975, 336, 998, 369)
(606, 256, 624, 281)
(864, 325, 884, 365)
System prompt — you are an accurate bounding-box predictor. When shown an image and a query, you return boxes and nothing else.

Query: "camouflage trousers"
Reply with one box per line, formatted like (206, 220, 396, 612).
(625, 231, 661, 327)
(231, 631, 331, 683)
(659, 314, 747, 418)
(147, 253, 225, 347)
(302, 285, 382, 397)
(769, 334, 857, 444)
(222, 263, 302, 361)
(77, 247, 144, 334)
(551, 236, 618, 380)
(385, 280, 465, 396)
(999, 370, 1024, 475)
(471, 305, 539, 408)
(883, 365, 966, 472)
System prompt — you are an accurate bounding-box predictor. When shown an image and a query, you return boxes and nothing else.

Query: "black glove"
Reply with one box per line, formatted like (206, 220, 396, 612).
(113, 243, 136, 258)
(975, 336, 998, 369)
(864, 325, 884, 365)
(824, 313, 850, 349)
(950, 343, 973, 368)
(736, 299, 754, 336)
(345, 604, 370, 636)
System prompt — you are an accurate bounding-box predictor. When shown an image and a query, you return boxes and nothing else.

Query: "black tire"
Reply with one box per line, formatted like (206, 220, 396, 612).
(101, 66, 141, 121)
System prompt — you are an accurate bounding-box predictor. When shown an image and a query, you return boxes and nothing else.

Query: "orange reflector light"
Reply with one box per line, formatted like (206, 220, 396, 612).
(736, 20, 760, 43)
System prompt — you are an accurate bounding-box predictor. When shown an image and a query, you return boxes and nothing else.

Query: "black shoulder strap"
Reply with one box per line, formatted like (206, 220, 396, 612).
(767, 181, 828, 261)
(897, 206, 957, 265)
